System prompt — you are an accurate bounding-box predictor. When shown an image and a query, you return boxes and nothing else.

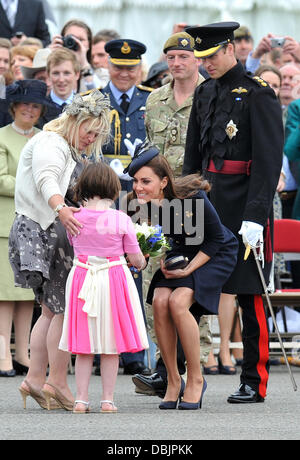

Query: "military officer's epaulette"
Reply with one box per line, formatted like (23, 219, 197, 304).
(80, 87, 103, 97)
(136, 84, 154, 92)
(245, 74, 269, 88)
(252, 75, 269, 87)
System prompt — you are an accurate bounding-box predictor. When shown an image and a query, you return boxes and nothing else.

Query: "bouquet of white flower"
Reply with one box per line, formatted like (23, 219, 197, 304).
(134, 222, 170, 258)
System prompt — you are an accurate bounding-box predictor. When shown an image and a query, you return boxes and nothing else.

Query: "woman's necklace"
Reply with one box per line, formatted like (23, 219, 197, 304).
(11, 122, 34, 136)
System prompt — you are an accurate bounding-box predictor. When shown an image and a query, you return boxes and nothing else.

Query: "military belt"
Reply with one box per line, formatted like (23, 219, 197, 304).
(206, 159, 252, 176)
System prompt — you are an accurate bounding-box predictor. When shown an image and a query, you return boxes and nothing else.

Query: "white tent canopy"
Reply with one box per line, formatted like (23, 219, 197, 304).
(48, 0, 300, 66)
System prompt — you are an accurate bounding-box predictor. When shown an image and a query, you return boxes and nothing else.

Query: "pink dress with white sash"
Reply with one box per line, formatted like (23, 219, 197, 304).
(59, 208, 148, 355)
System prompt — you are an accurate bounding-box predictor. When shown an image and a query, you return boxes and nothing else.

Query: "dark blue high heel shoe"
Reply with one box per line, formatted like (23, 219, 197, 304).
(13, 360, 29, 376)
(159, 377, 185, 410)
(178, 379, 207, 410)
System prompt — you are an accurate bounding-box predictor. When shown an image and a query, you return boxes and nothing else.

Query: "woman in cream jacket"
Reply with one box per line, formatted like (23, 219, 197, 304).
(9, 89, 111, 410)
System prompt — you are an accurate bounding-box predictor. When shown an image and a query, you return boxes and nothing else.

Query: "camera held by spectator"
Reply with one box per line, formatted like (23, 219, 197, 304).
(62, 35, 79, 52)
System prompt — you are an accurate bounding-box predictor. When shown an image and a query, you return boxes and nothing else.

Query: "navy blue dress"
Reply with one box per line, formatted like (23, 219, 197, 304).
(147, 190, 238, 315)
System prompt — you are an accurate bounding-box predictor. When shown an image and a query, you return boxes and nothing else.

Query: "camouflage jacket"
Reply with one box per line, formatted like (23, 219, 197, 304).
(145, 74, 205, 177)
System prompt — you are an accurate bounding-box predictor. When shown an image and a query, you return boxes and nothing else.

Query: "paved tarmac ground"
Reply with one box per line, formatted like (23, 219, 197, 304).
(0, 365, 299, 442)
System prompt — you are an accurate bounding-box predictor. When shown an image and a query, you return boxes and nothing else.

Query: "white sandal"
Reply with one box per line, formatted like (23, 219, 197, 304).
(100, 400, 117, 413)
(73, 400, 90, 413)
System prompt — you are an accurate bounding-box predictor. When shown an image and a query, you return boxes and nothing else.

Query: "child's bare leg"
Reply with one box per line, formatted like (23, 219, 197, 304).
(100, 354, 119, 410)
(75, 354, 94, 410)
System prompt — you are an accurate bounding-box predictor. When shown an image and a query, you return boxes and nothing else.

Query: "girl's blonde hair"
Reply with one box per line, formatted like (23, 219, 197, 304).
(43, 91, 111, 158)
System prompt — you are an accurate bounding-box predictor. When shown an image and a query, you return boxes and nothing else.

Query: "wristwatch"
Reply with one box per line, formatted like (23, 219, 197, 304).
(54, 203, 67, 215)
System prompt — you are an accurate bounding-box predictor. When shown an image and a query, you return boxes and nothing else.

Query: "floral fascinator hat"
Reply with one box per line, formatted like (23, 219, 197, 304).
(65, 89, 110, 117)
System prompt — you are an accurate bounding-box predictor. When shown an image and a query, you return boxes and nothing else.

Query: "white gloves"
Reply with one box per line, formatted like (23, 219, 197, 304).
(238, 221, 264, 248)
(110, 159, 132, 181)
(239, 221, 265, 267)
(109, 138, 143, 181)
(124, 138, 143, 157)
(110, 139, 144, 180)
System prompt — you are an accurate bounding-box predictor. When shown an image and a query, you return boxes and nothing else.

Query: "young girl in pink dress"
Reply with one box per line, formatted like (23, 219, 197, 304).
(59, 162, 148, 413)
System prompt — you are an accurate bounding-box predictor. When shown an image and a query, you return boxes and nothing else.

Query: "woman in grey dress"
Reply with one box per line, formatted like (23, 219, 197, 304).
(9, 90, 111, 410)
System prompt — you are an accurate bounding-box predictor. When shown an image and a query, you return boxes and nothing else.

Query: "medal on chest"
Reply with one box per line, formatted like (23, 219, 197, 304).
(225, 119, 238, 140)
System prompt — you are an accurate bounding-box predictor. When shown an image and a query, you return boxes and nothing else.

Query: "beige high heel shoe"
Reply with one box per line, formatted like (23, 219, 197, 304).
(19, 380, 60, 410)
(42, 383, 74, 411)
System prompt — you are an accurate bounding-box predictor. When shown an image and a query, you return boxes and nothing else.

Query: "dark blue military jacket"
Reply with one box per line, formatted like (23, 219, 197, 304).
(101, 83, 152, 163)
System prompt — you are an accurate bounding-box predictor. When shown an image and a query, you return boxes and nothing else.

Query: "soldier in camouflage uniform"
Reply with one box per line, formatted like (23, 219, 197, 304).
(145, 75, 204, 177)
(133, 32, 213, 397)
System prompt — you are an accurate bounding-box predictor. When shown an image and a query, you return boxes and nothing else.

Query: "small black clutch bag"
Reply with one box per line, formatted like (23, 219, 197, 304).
(164, 255, 189, 271)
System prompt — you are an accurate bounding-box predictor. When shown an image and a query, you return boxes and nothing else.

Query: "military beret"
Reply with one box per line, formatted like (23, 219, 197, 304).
(234, 25, 253, 41)
(105, 39, 146, 66)
(186, 21, 240, 58)
(163, 32, 195, 54)
(124, 143, 160, 177)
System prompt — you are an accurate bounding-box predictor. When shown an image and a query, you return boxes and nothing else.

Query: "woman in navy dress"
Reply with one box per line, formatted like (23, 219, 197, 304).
(125, 145, 238, 410)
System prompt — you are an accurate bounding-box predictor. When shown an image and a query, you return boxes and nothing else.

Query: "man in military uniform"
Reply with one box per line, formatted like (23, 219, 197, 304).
(145, 32, 205, 176)
(183, 22, 284, 403)
(132, 32, 213, 398)
(101, 39, 152, 376)
(233, 25, 254, 68)
(101, 38, 152, 193)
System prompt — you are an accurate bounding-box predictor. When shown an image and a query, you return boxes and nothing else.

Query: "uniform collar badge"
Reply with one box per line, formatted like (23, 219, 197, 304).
(225, 119, 238, 140)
